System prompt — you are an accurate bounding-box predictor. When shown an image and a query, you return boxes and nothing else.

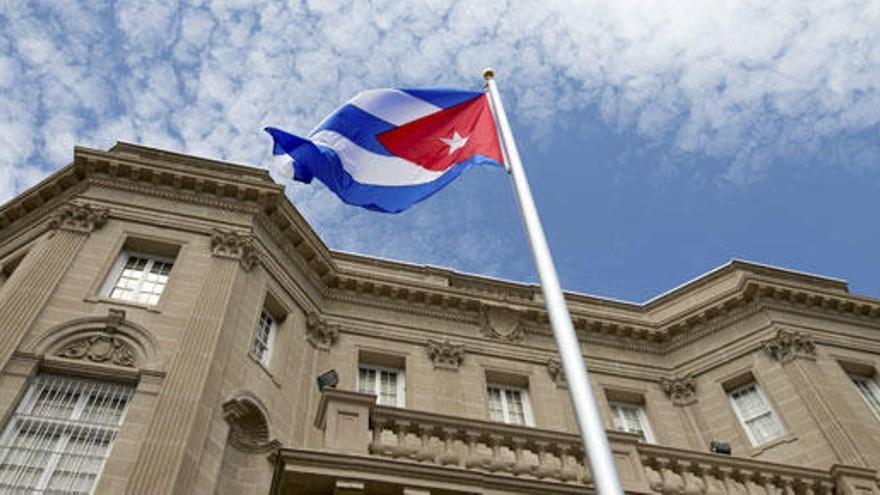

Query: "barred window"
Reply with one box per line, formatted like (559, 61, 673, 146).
(252, 310, 276, 367)
(105, 251, 174, 306)
(358, 366, 404, 407)
(0, 374, 134, 494)
(609, 402, 655, 442)
(487, 385, 533, 426)
(728, 382, 785, 446)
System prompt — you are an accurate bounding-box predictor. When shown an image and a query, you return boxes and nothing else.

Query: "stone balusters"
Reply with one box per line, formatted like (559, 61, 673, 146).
(639, 448, 838, 495)
(368, 405, 587, 485)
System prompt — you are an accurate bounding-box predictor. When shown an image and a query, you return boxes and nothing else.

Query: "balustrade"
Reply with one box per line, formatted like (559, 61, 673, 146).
(368, 405, 590, 485)
(309, 390, 879, 494)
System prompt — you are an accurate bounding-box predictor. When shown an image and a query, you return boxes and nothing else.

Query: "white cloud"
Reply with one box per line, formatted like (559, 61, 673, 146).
(1, 0, 879, 272)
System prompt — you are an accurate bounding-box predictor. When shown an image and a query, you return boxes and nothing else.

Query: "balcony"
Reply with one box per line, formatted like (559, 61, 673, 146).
(270, 390, 879, 495)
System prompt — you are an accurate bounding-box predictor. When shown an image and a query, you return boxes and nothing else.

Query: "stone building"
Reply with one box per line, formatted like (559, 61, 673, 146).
(0, 142, 878, 495)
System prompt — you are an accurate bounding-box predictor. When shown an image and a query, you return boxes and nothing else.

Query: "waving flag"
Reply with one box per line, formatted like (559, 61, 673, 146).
(266, 88, 505, 213)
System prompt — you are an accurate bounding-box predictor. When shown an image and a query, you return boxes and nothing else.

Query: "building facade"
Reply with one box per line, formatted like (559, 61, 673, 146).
(0, 143, 878, 494)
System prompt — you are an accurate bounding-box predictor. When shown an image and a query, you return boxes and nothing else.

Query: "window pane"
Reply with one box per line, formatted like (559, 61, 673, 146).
(852, 376, 880, 416)
(109, 255, 173, 306)
(358, 368, 375, 395)
(504, 390, 525, 425)
(252, 311, 274, 365)
(379, 371, 398, 406)
(0, 375, 134, 493)
(487, 388, 504, 422)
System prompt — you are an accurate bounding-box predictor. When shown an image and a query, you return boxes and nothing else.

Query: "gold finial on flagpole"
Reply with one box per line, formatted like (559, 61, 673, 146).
(482, 68, 495, 81)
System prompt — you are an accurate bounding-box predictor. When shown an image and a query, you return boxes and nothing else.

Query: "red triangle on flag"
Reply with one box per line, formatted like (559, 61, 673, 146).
(377, 94, 505, 172)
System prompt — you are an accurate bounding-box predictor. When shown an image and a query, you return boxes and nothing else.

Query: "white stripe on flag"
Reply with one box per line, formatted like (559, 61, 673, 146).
(348, 89, 442, 126)
(311, 130, 445, 186)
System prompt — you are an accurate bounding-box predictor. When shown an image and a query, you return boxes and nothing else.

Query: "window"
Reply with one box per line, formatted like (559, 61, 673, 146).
(609, 402, 655, 442)
(728, 382, 785, 446)
(487, 385, 533, 426)
(252, 310, 276, 367)
(358, 365, 405, 407)
(0, 374, 134, 493)
(850, 374, 880, 419)
(105, 251, 174, 305)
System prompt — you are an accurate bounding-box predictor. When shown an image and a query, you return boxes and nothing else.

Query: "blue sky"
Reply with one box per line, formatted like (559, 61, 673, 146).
(1, 0, 879, 302)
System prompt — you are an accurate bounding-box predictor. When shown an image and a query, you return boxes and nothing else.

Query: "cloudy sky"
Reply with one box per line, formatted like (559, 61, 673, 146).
(2, 0, 879, 302)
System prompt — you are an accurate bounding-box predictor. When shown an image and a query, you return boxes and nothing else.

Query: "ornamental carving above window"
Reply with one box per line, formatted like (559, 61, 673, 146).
(480, 305, 526, 343)
(56, 335, 136, 368)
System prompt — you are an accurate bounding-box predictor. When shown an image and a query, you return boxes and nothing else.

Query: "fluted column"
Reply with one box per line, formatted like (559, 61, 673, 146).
(763, 329, 865, 466)
(0, 202, 108, 371)
(126, 229, 259, 494)
(661, 375, 710, 450)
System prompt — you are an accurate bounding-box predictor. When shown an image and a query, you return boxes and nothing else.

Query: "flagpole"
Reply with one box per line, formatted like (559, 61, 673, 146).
(482, 68, 624, 495)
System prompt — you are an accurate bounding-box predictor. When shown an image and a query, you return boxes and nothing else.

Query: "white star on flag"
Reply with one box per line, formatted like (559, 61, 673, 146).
(439, 131, 469, 155)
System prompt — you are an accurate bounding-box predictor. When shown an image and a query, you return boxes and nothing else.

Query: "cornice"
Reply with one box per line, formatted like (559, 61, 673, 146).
(2, 142, 879, 358)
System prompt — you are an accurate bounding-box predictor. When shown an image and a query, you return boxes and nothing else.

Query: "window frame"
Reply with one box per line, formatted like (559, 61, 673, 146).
(727, 381, 785, 447)
(486, 384, 535, 427)
(849, 374, 880, 420)
(251, 309, 277, 368)
(357, 364, 406, 408)
(608, 401, 655, 443)
(102, 250, 175, 306)
(0, 373, 134, 493)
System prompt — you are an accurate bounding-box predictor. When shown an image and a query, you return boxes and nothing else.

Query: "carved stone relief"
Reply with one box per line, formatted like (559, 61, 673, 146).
(50, 202, 109, 234)
(222, 397, 281, 454)
(56, 335, 136, 367)
(306, 312, 339, 350)
(547, 357, 566, 388)
(661, 375, 697, 406)
(210, 229, 260, 271)
(426, 339, 465, 370)
(763, 328, 816, 364)
(480, 305, 526, 343)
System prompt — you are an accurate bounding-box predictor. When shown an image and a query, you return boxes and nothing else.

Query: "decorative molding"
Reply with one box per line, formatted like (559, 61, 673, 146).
(660, 375, 697, 406)
(222, 397, 281, 454)
(49, 202, 109, 234)
(88, 177, 264, 215)
(56, 335, 136, 367)
(210, 229, 259, 271)
(426, 339, 465, 370)
(480, 305, 526, 343)
(763, 328, 816, 364)
(306, 312, 339, 350)
(547, 357, 566, 388)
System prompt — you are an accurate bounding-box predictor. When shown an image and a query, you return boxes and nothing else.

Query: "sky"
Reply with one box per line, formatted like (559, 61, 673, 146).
(1, 0, 879, 303)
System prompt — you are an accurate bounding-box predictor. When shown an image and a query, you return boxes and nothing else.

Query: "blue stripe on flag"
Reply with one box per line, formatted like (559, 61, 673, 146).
(399, 88, 483, 109)
(310, 144, 499, 213)
(311, 104, 396, 156)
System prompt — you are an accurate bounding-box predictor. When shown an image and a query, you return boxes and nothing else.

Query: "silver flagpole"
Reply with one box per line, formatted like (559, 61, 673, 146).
(482, 68, 624, 495)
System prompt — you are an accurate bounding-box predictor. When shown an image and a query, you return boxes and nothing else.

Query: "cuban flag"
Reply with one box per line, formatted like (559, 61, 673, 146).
(266, 88, 505, 213)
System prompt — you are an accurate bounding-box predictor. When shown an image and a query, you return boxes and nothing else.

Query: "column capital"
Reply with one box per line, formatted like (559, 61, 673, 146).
(209, 229, 259, 271)
(763, 328, 816, 364)
(661, 375, 697, 406)
(49, 202, 109, 234)
(426, 339, 464, 370)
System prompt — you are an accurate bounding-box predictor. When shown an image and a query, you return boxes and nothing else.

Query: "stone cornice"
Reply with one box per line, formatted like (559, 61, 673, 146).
(2, 143, 879, 356)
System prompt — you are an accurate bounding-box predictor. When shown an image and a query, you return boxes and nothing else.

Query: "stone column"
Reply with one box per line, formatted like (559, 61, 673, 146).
(0, 202, 108, 371)
(763, 329, 865, 466)
(126, 230, 259, 495)
(660, 375, 710, 450)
